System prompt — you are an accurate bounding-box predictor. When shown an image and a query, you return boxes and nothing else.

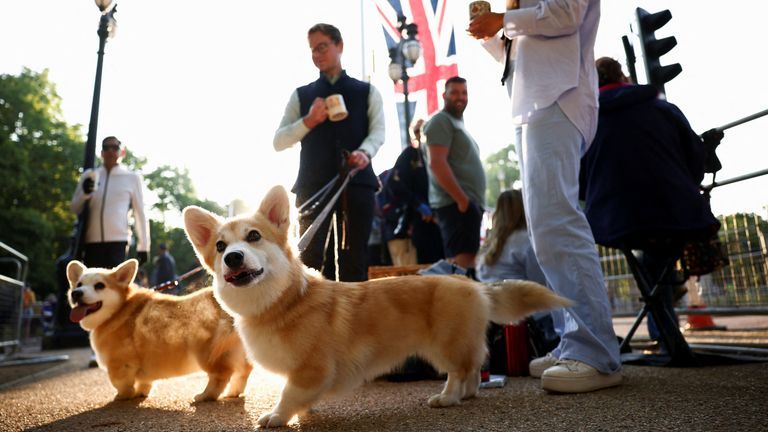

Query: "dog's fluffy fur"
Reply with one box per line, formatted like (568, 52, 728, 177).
(66, 259, 252, 401)
(183, 185, 571, 428)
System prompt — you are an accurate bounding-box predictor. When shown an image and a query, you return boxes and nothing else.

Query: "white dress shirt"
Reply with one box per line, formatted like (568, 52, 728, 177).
(483, 0, 601, 147)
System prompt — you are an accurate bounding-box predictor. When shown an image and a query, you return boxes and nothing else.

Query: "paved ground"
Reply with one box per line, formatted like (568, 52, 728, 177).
(1, 317, 766, 431)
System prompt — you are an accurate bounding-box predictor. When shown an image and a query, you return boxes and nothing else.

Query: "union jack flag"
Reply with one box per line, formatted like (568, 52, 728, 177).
(371, 0, 459, 136)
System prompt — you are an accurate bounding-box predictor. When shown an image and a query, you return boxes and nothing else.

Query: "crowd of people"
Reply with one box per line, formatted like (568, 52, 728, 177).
(50, 0, 720, 395)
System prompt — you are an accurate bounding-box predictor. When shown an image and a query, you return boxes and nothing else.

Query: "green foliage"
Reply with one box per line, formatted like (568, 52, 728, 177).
(0, 68, 224, 299)
(145, 164, 226, 220)
(138, 165, 224, 290)
(0, 68, 84, 296)
(483, 144, 520, 209)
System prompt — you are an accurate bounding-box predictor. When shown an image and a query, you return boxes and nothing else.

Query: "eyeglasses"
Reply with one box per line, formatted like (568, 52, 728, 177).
(311, 42, 331, 55)
(102, 145, 120, 151)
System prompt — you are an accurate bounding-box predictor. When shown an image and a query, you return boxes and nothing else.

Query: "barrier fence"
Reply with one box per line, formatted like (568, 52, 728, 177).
(601, 212, 768, 316)
(0, 242, 28, 357)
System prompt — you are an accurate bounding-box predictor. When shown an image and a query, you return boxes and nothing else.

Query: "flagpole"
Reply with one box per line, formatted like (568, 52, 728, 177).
(360, 0, 367, 80)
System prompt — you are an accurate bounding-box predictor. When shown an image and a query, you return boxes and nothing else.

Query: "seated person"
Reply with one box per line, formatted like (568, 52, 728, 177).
(477, 189, 559, 365)
(477, 189, 545, 285)
(580, 57, 720, 344)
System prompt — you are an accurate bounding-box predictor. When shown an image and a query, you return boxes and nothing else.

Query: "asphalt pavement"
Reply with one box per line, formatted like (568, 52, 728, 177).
(1, 316, 766, 431)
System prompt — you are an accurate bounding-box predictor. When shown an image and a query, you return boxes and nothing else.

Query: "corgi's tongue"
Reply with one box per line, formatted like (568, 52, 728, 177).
(69, 302, 102, 323)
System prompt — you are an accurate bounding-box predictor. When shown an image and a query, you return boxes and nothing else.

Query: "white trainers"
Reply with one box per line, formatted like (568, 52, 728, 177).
(541, 359, 622, 393)
(529, 353, 558, 378)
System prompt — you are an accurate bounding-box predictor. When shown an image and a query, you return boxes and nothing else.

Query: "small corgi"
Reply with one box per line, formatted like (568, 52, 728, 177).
(66, 259, 252, 401)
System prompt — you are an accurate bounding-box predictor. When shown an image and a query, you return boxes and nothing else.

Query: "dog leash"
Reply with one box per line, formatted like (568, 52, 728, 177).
(297, 167, 360, 252)
(151, 266, 206, 292)
(296, 173, 340, 217)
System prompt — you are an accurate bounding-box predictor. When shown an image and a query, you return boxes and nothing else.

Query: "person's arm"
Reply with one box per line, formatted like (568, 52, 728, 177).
(273, 90, 317, 152)
(348, 85, 386, 170)
(359, 85, 385, 158)
(468, 0, 589, 40)
(70, 170, 94, 214)
(427, 144, 470, 212)
(480, 33, 507, 63)
(501, 0, 589, 38)
(130, 172, 150, 254)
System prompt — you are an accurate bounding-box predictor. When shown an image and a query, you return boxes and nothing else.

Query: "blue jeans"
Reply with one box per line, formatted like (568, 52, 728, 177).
(515, 103, 621, 374)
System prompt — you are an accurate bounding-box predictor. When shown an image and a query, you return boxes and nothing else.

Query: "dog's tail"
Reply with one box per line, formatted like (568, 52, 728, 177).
(483, 280, 572, 325)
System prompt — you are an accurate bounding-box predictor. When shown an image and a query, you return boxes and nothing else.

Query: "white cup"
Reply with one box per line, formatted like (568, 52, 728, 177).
(325, 94, 348, 122)
(469, 1, 491, 20)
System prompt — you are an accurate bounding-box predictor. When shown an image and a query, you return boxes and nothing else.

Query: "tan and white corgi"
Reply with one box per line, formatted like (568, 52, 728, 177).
(66, 259, 252, 402)
(183, 185, 571, 428)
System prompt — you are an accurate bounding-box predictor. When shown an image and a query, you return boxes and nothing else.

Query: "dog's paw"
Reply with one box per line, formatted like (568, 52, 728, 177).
(113, 391, 136, 401)
(427, 393, 461, 408)
(220, 390, 244, 399)
(193, 392, 218, 402)
(136, 383, 152, 398)
(257, 411, 291, 428)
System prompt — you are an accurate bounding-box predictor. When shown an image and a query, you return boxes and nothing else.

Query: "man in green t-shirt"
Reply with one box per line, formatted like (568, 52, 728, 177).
(423, 76, 486, 276)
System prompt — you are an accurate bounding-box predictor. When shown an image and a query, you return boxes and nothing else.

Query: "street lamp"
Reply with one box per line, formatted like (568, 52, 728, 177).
(84, 0, 118, 169)
(47, 0, 118, 350)
(388, 15, 421, 149)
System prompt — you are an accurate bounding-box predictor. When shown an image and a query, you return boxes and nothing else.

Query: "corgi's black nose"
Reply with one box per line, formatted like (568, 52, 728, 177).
(224, 251, 244, 269)
(71, 289, 83, 303)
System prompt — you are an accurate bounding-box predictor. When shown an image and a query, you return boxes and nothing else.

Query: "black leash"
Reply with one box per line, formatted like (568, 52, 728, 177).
(296, 173, 340, 217)
(297, 167, 360, 252)
(151, 266, 206, 292)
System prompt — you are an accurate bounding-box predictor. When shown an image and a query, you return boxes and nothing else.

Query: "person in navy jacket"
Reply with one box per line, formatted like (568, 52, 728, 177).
(580, 57, 720, 345)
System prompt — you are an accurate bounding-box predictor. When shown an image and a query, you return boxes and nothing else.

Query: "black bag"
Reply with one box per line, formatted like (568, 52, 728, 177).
(682, 233, 729, 276)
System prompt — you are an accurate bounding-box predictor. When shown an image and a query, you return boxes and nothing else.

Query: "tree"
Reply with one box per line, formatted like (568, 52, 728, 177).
(483, 144, 520, 209)
(139, 164, 225, 290)
(0, 68, 84, 295)
(1, 68, 228, 297)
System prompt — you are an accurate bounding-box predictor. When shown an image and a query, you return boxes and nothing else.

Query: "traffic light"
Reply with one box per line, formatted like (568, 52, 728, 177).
(633, 7, 682, 94)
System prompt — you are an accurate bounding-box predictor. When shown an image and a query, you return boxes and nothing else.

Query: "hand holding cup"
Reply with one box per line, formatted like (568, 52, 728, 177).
(304, 98, 329, 128)
(325, 94, 348, 122)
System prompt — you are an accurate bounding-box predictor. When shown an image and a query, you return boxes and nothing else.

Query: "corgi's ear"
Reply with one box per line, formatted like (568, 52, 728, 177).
(183, 206, 223, 271)
(184, 206, 222, 250)
(258, 185, 290, 230)
(66, 260, 87, 286)
(113, 259, 138, 285)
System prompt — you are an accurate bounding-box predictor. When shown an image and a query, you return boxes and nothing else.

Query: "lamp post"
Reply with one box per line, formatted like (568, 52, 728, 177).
(388, 15, 421, 149)
(84, 0, 118, 169)
(46, 0, 118, 350)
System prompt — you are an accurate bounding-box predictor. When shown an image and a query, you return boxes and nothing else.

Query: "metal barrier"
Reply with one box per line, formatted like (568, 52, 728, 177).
(0, 242, 28, 357)
(0, 242, 68, 367)
(601, 213, 768, 317)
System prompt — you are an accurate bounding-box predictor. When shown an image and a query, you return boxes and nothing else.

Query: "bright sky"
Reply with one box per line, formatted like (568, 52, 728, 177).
(3, 1, 767, 224)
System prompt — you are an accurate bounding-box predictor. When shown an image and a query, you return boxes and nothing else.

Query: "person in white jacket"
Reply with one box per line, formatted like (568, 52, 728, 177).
(467, 0, 621, 393)
(70, 136, 150, 270)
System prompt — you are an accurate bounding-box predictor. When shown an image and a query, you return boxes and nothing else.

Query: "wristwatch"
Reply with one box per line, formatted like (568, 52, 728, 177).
(358, 149, 371, 160)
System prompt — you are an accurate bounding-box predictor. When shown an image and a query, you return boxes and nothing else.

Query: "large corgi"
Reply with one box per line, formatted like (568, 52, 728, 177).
(66, 259, 252, 402)
(183, 185, 571, 428)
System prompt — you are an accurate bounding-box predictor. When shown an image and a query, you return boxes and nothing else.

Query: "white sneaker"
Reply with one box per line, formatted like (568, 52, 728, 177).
(541, 359, 622, 393)
(529, 353, 558, 378)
